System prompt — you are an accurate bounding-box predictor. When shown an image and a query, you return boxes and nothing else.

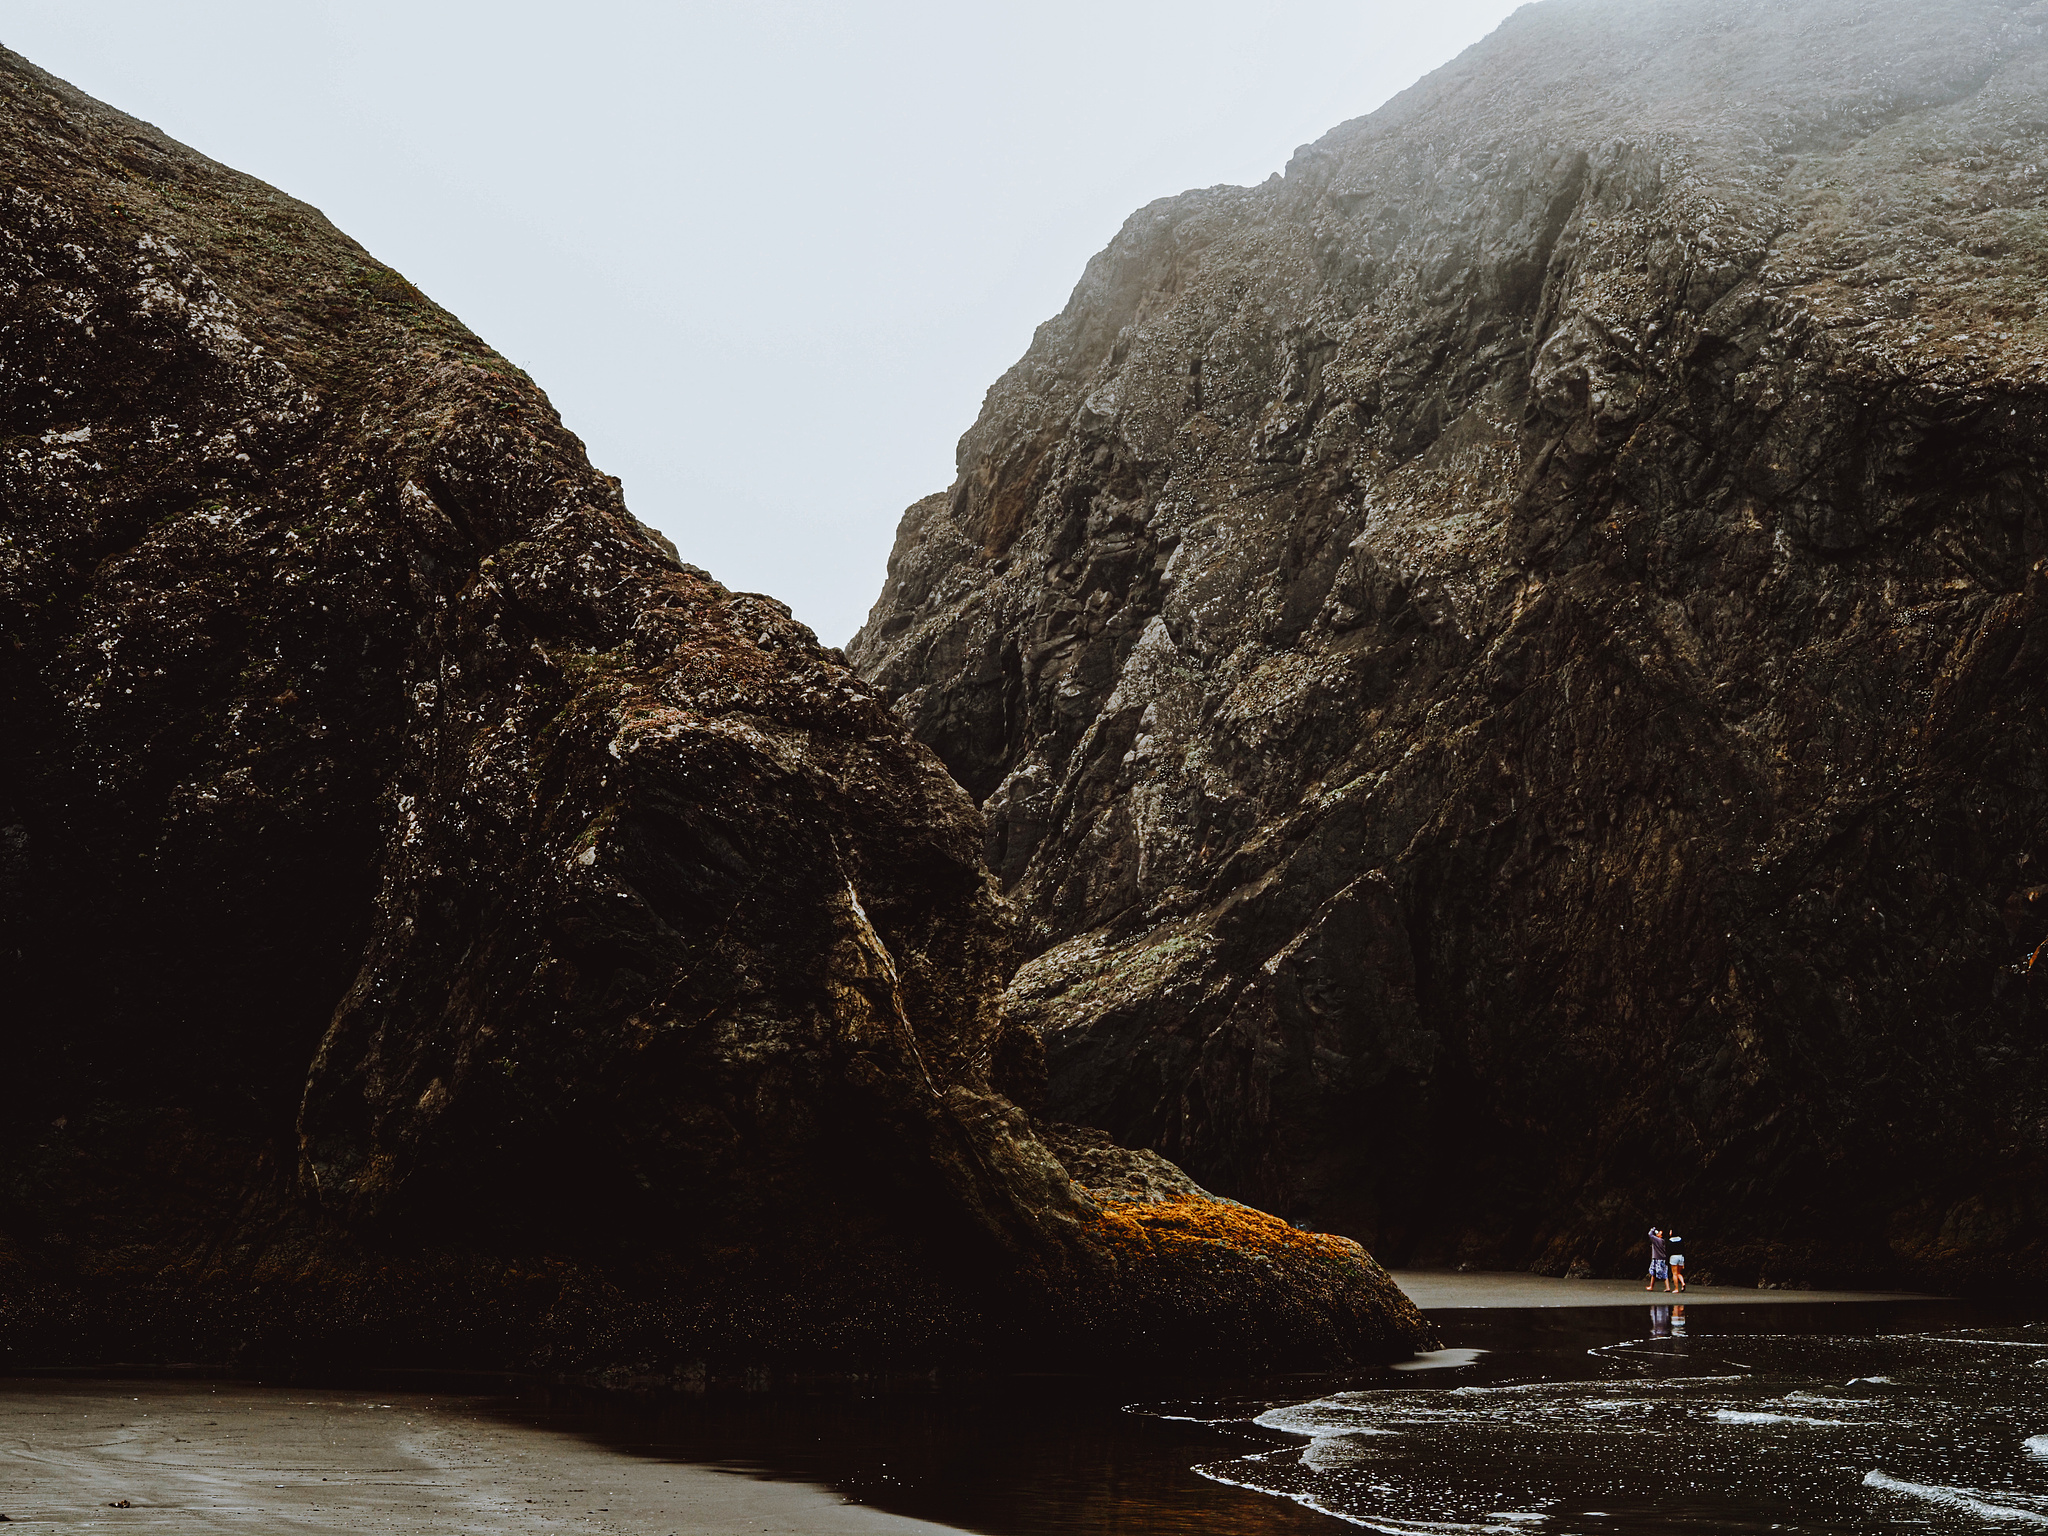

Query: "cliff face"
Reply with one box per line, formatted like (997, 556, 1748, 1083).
(853, 0, 2048, 1285)
(0, 49, 1428, 1371)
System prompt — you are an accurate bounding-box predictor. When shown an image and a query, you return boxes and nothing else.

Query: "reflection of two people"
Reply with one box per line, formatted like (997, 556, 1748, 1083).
(1649, 1304, 1687, 1337)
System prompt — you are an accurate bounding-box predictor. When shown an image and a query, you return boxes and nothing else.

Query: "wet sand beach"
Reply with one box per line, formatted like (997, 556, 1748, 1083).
(0, 1379, 967, 1534)
(0, 1280, 1963, 1534)
(0, 1372, 1358, 1536)
(1389, 1269, 1938, 1309)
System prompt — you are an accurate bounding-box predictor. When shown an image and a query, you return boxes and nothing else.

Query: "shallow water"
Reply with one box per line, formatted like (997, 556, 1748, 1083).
(1161, 1302, 2048, 1534)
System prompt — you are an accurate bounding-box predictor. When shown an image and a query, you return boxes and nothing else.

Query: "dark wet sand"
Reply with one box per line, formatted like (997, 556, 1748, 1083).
(0, 1379, 965, 1533)
(0, 1373, 1358, 1536)
(0, 1279, 1941, 1532)
(1390, 1269, 1937, 1309)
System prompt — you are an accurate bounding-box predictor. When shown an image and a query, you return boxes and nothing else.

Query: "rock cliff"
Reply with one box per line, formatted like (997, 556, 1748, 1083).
(853, 0, 2048, 1286)
(0, 48, 1428, 1372)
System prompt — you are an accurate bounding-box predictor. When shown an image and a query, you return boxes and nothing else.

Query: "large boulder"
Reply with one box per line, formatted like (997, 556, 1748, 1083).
(0, 46, 1428, 1373)
(852, 0, 2048, 1289)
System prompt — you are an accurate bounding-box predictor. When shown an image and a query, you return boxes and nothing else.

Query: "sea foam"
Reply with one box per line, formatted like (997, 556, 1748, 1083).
(1392, 1348, 1489, 1372)
(1713, 1410, 1845, 1426)
(1864, 1470, 2048, 1524)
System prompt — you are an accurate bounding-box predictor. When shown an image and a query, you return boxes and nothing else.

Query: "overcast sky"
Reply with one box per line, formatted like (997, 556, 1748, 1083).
(7, 1, 1527, 645)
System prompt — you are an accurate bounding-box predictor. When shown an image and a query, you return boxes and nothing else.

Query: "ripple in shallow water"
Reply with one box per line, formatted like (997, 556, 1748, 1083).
(1182, 1324, 2048, 1533)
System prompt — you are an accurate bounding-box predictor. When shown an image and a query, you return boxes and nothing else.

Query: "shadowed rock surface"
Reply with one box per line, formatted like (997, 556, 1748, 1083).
(0, 47, 1428, 1373)
(852, 0, 2048, 1288)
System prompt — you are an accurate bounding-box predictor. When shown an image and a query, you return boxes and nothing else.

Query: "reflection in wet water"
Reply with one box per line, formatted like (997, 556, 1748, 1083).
(1171, 1310, 2048, 1533)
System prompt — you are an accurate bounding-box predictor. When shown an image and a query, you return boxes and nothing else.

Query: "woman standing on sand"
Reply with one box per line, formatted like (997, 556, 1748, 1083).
(1668, 1232, 1686, 1291)
(1646, 1227, 1670, 1292)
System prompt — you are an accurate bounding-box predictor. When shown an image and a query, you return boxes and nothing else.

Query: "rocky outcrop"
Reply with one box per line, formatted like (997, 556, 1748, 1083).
(853, 0, 2048, 1288)
(0, 48, 1429, 1372)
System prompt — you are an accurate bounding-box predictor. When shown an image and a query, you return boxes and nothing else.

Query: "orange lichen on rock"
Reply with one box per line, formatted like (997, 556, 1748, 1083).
(1090, 1196, 1365, 1268)
(1061, 1194, 1434, 1369)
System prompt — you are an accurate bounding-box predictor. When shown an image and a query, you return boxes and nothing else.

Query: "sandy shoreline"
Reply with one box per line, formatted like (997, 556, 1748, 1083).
(0, 1277, 1945, 1532)
(1389, 1269, 1938, 1309)
(0, 1379, 963, 1534)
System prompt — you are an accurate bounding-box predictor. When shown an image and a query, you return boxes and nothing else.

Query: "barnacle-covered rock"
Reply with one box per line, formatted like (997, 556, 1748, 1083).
(854, 0, 2048, 1289)
(0, 46, 1428, 1372)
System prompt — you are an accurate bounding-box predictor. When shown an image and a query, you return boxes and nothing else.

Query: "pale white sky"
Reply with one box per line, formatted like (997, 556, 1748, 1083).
(6, 2, 1528, 644)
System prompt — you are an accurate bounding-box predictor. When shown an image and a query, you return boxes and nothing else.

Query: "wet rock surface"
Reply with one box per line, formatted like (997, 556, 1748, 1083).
(0, 48, 1427, 1373)
(1039, 1124, 1228, 1207)
(853, 0, 2048, 1288)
